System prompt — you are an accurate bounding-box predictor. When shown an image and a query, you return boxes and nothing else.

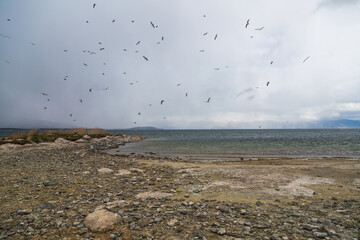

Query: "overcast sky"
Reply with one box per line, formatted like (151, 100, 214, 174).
(1, 0, 360, 129)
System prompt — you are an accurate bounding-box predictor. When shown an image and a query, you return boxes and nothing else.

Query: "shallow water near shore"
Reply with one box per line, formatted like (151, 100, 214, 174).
(108, 129, 360, 159)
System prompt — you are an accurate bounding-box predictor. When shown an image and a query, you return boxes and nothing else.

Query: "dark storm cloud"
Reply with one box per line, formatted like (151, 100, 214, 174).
(0, 0, 360, 129)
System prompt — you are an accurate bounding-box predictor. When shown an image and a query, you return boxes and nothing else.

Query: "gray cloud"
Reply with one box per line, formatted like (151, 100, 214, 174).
(0, 0, 360, 129)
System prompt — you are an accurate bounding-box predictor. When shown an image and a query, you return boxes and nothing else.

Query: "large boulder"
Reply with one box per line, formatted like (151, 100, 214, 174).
(84, 209, 120, 232)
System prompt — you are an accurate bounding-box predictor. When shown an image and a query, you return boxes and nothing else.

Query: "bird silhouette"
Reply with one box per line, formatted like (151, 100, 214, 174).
(93, 3, 96, 8)
(41, 93, 48, 96)
(214, 34, 218, 40)
(79, 99, 83, 103)
(7, 18, 11, 21)
(138, 112, 141, 115)
(270, 61, 273, 64)
(206, 97, 211, 103)
(103, 87, 108, 91)
(163, 117, 166, 119)
(303, 56, 310, 63)
(203, 32, 208, 36)
(0, 34, 10, 39)
(86, 21, 89, 23)
(150, 21, 155, 28)
(100, 48, 104, 51)
(112, 19, 115, 22)
(73, 119, 76, 122)
(162, 36, 164, 40)
(161, 100, 165, 105)
(266, 82, 270, 86)
(199, 50, 205, 52)
(63, 50, 67, 52)
(4, 60, 10, 64)
(245, 19, 250, 28)
(47, 99, 50, 101)
(70, 114, 72, 117)
(44, 107, 47, 110)
(136, 41, 140, 45)
(157, 42, 161, 44)
(89, 88, 92, 92)
(131, 20, 135, 23)
(177, 84, 181, 86)
(83, 63, 88, 66)
(214, 68, 220, 70)
(186, 93, 188, 97)
(133, 122, 136, 124)
(255, 27, 264, 31)
(143, 56, 149, 61)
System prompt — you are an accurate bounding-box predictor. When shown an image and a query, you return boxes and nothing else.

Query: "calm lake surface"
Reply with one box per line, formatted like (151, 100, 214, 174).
(109, 129, 360, 159)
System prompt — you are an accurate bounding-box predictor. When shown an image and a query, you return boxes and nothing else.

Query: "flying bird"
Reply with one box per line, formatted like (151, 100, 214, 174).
(160, 100, 164, 105)
(138, 112, 141, 115)
(63, 50, 67, 52)
(123, 49, 127, 51)
(31, 42, 35, 46)
(4, 60, 10, 64)
(44, 107, 47, 110)
(0, 34, 10, 39)
(150, 21, 155, 28)
(199, 50, 205, 52)
(112, 19, 115, 22)
(7, 18, 11, 21)
(255, 27, 264, 31)
(103, 87, 108, 91)
(156, 42, 161, 44)
(93, 3, 96, 8)
(214, 34, 218, 40)
(89, 88, 92, 92)
(41, 93, 48, 96)
(143, 56, 149, 61)
(131, 20, 134, 23)
(270, 61, 273, 64)
(266, 81, 270, 86)
(136, 41, 140, 45)
(83, 63, 88, 66)
(99, 42, 102, 44)
(73, 119, 76, 122)
(303, 56, 310, 63)
(47, 99, 50, 101)
(203, 32, 208, 36)
(130, 83, 133, 85)
(163, 117, 166, 120)
(133, 122, 136, 124)
(186, 93, 188, 97)
(162, 36, 164, 40)
(177, 84, 181, 86)
(79, 99, 83, 103)
(245, 19, 250, 28)
(214, 68, 220, 70)
(86, 21, 89, 23)
(206, 97, 211, 103)
(100, 48, 104, 51)
(203, 15, 206, 17)
(70, 114, 72, 117)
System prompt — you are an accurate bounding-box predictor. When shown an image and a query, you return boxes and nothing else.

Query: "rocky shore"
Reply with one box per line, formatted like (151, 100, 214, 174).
(0, 135, 359, 240)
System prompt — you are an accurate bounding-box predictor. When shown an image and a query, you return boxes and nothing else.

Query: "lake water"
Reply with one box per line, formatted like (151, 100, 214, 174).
(109, 129, 360, 159)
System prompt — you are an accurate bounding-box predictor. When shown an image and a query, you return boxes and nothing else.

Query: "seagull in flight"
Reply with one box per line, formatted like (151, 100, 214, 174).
(41, 93, 48, 96)
(150, 21, 155, 28)
(214, 34, 218, 40)
(186, 93, 188, 97)
(255, 27, 264, 31)
(270, 61, 273, 65)
(203, 32, 208, 36)
(44, 107, 47, 110)
(214, 68, 220, 70)
(177, 84, 181, 86)
(136, 41, 140, 45)
(0, 34, 10, 39)
(303, 56, 310, 63)
(138, 112, 141, 115)
(199, 50, 205, 52)
(161, 100, 165, 105)
(112, 19, 115, 22)
(162, 36, 164, 40)
(245, 19, 250, 28)
(83, 63, 88, 66)
(79, 99, 83, 103)
(100, 48, 104, 51)
(70, 114, 72, 117)
(266, 81, 270, 86)
(93, 3, 96, 8)
(143, 56, 149, 61)
(89, 88, 92, 92)
(206, 97, 211, 103)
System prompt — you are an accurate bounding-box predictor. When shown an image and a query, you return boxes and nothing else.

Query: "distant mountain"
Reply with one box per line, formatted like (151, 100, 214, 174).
(312, 119, 360, 128)
(127, 126, 161, 130)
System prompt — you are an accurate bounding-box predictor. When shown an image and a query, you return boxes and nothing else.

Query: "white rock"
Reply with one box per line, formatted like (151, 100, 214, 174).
(84, 209, 120, 232)
(98, 168, 113, 174)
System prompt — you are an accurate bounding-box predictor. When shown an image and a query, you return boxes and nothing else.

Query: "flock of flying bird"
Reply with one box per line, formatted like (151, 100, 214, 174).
(2, 4, 311, 126)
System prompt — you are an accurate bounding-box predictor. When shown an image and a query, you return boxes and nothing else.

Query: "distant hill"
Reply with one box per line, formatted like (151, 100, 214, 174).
(127, 126, 161, 130)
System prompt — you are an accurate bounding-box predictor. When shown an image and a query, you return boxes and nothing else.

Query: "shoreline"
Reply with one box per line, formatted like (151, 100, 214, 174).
(0, 136, 359, 239)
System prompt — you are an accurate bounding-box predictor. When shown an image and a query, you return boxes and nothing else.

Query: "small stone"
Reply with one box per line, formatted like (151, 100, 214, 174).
(219, 205, 230, 213)
(17, 209, 32, 215)
(313, 232, 328, 238)
(256, 201, 262, 206)
(109, 233, 117, 239)
(115, 169, 131, 176)
(43, 180, 57, 186)
(98, 168, 113, 174)
(218, 228, 226, 235)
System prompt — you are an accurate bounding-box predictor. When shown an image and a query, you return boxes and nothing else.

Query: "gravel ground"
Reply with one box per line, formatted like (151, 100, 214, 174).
(0, 136, 359, 240)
